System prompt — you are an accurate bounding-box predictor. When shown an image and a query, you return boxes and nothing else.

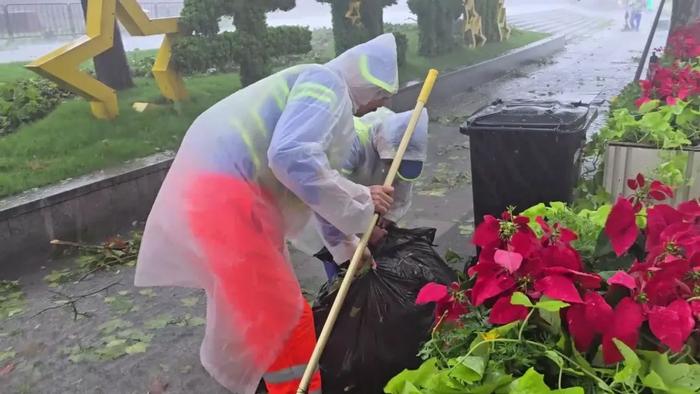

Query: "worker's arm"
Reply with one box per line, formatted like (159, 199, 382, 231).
(268, 68, 375, 259)
(384, 179, 413, 223)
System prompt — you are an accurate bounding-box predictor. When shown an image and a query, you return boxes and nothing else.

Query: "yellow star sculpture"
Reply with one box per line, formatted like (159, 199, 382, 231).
(26, 0, 187, 119)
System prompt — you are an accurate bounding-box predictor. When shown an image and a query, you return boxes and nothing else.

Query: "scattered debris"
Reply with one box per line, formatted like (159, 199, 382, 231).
(33, 282, 121, 320)
(0, 280, 24, 320)
(180, 297, 199, 307)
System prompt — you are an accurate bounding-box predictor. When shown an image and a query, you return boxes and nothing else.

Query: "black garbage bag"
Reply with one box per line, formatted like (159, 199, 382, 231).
(313, 226, 457, 394)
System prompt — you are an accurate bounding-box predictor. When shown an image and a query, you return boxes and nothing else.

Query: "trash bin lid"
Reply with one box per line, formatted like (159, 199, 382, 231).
(460, 99, 595, 134)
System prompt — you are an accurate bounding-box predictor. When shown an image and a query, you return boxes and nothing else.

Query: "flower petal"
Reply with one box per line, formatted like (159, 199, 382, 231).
(471, 271, 516, 306)
(494, 249, 523, 274)
(473, 215, 501, 248)
(636, 173, 646, 188)
(416, 282, 448, 305)
(566, 291, 613, 352)
(489, 295, 529, 325)
(534, 275, 583, 303)
(602, 297, 644, 364)
(691, 300, 700, 321)
(648, 300, 695, 352)
(607, 271, 637, 291)
(646, 204, 683, 251)
(605, 197, 639, 257)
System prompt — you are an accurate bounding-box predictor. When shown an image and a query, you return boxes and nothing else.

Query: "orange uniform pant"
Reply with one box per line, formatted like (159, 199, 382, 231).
(264, 301, 322, 394)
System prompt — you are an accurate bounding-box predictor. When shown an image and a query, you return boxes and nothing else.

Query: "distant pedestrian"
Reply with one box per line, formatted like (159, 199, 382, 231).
(630, 0, 643, 31)
(623, 0, 632, 30)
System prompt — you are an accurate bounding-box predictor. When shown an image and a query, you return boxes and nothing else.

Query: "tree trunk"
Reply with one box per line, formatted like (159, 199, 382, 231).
(233, 2, 270, 86)
(327, 0, 385, 56)
(81, 0, 134, 91)
(670, 0, 700, 32)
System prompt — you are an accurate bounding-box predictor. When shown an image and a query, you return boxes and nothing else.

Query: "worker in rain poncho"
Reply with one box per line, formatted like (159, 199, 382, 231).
(313, 107, 430, 281)
(134, 33, 399, 394)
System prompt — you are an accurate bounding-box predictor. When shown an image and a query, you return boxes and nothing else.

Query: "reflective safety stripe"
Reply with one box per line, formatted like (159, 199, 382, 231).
(340, 168, 353, 175)
(288, 82, 337, 104)
(263, 364, 318, 384)
(250, 109, 268, 137)
(271, 78, 290, 110)
(231, 119, 262, 174)
(359, 54, 397, 93)
(353, 117, 370, 146)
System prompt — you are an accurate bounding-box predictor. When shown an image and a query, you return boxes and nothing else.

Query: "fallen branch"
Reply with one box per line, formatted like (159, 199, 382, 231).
(32, 281, 121, 321)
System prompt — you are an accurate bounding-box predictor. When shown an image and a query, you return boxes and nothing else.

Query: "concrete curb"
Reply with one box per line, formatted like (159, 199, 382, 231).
(0, 153, 173, 278)
(0, 35, 565, 278)
(390, 35, 565, 112)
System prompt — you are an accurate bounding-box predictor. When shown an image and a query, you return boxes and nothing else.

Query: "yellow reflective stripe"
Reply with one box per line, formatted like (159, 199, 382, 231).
(231, 119, 262, 173)
(359, 54, 397, 93)
(288, 82, 336, 104)
(251, 110, 267, 137)
(340, 168, 353, 175)
(353, 117, 370, 146)
(271, 78, 290, 110)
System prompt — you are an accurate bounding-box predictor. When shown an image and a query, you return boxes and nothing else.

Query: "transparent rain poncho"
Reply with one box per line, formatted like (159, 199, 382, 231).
(346, 107, 429, 222)
(135, 34, 398, 394)
(307, 107, 429, 260)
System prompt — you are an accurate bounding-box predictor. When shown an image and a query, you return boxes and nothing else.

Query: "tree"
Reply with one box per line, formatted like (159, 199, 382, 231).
(474, 0, 510, 43)
(179, 0, 298, 86)
(317, 0, 397, 56)
(669, 0, 700, 32)
(80, 0, 134, 91)
(408, 0, 463, 56)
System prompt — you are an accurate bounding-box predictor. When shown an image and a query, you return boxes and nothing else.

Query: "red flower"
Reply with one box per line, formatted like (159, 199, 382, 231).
(605, 197, 639, 257)
(489, 296, 529, 325)
(566, 291, 614, 352)
(416, 282, 469, 322)
(602, 297, 645, 364)
(646, 204, 683, 251)
(648, 299, 695, 352)
(691, 300, 700, 320)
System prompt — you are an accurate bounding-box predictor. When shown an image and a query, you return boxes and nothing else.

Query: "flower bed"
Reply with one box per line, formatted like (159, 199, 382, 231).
(385, 174, 699, 393)
(595, 19, 699, 196)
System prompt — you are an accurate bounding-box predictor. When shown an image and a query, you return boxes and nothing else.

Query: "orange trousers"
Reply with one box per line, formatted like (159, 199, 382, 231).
(264, 300, 322, 394)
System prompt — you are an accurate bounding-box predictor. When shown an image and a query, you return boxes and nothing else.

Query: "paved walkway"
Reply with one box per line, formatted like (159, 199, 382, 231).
(0, 5, 668, 394)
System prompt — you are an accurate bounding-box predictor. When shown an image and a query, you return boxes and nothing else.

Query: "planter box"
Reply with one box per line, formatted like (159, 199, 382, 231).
(603, 141, 700, 205)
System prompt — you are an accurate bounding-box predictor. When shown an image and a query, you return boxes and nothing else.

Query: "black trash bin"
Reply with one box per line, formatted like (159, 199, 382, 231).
(460, 99, 597, 225)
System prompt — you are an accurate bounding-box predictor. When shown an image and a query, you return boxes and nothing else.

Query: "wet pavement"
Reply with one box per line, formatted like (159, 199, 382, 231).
(0, 4, 669, 394)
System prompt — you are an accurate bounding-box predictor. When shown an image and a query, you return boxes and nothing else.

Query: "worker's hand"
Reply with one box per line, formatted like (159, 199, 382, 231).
(369, 185, 394, 215)
(369, 225, 388, 247)
(358, 247, 377, 274)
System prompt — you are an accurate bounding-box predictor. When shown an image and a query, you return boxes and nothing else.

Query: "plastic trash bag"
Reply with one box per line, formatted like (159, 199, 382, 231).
(313, 226, 457, 394)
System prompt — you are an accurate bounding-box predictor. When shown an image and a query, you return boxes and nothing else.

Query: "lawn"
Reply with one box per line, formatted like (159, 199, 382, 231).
(0, 27, 549, 198)
(0, 73, 240, 197)
(395, 25, 549, 82)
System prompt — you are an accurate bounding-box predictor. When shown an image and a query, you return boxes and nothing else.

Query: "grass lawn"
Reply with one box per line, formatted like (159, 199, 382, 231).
(395, 26, 549, 82)
(0, 27, 548, 198)
(0, 73, 240, 197)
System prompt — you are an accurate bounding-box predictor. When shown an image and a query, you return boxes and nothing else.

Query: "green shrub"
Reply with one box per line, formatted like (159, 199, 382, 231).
(172, 27, 312, 77)
(129, 56, 156, 78)
(393, 31, 408, 67)
(407, 0, 463, 56)
(0, 78, 72, 135)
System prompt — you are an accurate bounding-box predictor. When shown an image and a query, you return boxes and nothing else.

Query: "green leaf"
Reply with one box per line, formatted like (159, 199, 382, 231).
(0, 348, 16, 362)
(539, 309, 562, 333)
(144, 313, 174, 330)
(534, 298, 570, 312)
(138, 289, 156, 297)
(510, 292, 533, 307)
(544, 350, 564, 368)
(384, 358, 439, 393)
(612, 339, 641, 386)
(449, 356, 485, 383)
(639, 99, 660, 113)
(188, 316, 206, 327)
(502, 368, 551, 393)
(98, 319, 133, 335)
(125, 342, 148, 355)
(638, 350, 700, 393)
(181, 297, 199, 307)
